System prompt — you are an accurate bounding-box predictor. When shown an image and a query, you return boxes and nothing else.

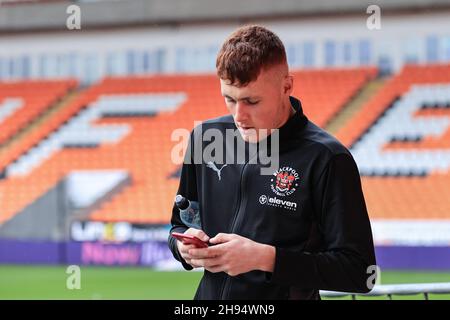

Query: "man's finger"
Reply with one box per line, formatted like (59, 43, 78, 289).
(186, 257, 205, 268)
(189, 244, 225, 258)
(186, 228, 210, 242)
(209, 233, 233, 244)
(190, 257, 222, 268)
(179, 243, 195, 255)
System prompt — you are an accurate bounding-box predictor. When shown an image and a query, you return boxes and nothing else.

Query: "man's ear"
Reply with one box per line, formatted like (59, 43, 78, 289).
(283, 75, 294, 95)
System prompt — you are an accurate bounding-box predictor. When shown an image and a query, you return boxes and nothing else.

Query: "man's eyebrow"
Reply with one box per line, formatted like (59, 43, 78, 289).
(223, 94, 261, 101)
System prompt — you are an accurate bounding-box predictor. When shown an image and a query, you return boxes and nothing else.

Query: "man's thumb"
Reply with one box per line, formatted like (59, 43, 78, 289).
(209, 233, 230, 244)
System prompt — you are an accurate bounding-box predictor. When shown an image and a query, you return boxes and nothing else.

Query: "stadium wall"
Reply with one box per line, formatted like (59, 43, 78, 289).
(1, 11, 450, 83)
(1, 238, 450, 270)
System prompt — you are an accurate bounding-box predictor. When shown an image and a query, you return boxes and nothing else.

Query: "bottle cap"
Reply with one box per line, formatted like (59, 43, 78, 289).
(175, 194, 189, 210)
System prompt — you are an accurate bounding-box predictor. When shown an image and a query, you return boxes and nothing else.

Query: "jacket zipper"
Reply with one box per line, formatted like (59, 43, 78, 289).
(219, 155, 253, 299)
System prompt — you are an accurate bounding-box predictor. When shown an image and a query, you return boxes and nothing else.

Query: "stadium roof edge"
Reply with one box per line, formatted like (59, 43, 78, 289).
(1, 0, 450, 33)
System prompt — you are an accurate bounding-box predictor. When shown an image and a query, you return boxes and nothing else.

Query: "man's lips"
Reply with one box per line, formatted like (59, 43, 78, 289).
(238, 125, 255, 133)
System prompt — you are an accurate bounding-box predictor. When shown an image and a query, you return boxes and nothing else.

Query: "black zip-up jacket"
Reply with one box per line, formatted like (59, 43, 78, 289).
(168, 96, 376, 300)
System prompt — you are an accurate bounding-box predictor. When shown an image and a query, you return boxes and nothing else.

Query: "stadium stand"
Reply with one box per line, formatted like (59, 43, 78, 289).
(291, 67, 377, 127)
(0, 79, 76, 146)
(0, 67, 376, 224)
(335, 63, 450, 220)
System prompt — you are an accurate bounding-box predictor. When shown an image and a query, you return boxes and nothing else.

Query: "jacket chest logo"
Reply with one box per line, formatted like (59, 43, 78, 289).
(270, 166, 300, 196)
(206, 161, 227, 181)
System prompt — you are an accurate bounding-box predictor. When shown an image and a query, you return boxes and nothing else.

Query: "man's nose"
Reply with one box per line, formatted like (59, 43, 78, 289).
(234, 102, 248, 123)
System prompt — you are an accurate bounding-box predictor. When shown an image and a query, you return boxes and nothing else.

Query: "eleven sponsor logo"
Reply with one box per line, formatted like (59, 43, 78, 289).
(259, 194, 297, 211)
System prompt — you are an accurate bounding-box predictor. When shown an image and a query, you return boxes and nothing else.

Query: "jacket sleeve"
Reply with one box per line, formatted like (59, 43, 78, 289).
(268, 153, 377, 293)
(167, 130, 198, 271)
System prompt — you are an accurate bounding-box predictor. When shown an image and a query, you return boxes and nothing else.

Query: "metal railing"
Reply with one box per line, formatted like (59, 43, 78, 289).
(320, 282, 450, 300)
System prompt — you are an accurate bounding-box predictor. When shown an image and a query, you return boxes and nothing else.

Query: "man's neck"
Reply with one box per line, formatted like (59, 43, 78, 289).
(277, 100, 296, 129)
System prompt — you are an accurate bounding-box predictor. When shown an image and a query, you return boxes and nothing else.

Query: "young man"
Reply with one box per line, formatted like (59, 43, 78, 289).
(168, 25, 376, 300)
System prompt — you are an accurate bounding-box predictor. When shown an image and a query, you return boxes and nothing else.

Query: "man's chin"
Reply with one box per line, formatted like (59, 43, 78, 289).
(239, 129, 269, 143)
(240, 134, 258, 143)
(238, 128, 256, 143)
(237, 126, 275, 143)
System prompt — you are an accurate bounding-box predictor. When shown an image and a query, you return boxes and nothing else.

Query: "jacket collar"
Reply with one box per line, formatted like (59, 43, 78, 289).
(277, 96, 308, 142)
(253, 95, 308, 157)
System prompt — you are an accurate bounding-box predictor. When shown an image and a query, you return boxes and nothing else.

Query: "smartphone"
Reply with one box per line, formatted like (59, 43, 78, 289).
(171, 232, 209, 248)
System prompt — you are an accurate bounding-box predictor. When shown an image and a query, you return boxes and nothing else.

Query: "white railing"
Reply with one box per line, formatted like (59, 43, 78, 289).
(320, 282, 450, 300)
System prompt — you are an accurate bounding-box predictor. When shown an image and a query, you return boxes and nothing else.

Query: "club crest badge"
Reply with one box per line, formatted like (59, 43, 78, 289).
(270, 166, 300, 197)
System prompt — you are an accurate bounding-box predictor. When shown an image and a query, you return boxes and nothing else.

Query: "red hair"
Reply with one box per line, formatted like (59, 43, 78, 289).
(216, 25, 287, 86)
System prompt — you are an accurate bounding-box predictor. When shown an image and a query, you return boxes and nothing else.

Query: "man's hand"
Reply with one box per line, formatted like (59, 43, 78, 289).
(188, 233, 275, 277)
(176, 228, 210, 268)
